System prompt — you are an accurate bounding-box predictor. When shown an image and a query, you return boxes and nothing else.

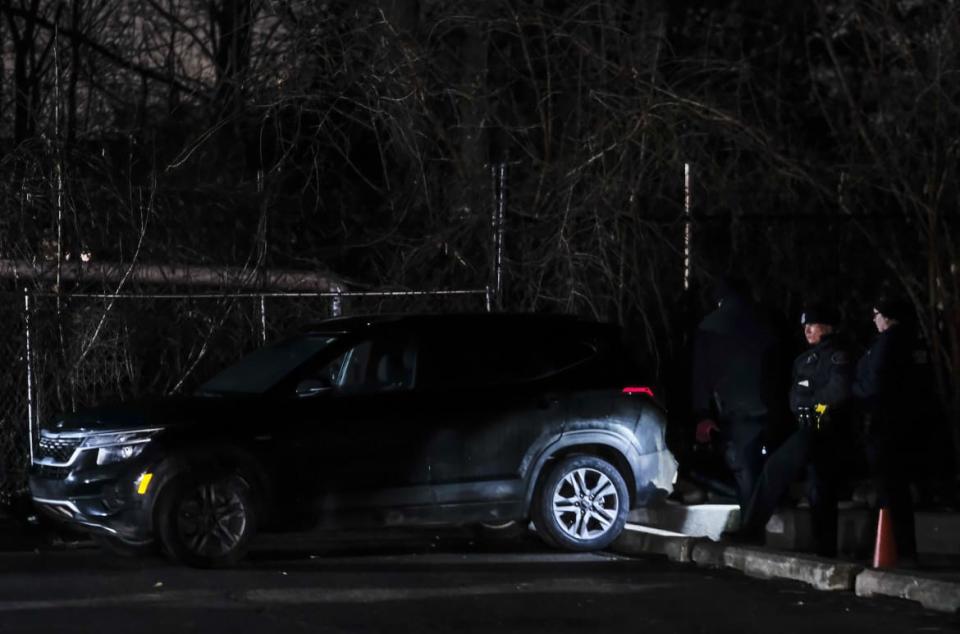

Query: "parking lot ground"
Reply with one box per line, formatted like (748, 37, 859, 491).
(0, 529, 957, 634)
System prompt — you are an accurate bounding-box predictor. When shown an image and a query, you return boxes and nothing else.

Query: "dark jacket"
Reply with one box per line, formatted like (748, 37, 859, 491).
(692, 295, 782, 421)
(789, 335, 853, 418)
(853, 324, 918, 437)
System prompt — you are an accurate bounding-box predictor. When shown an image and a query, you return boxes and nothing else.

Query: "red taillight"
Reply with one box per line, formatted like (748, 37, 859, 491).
(622, 386, 654, 397)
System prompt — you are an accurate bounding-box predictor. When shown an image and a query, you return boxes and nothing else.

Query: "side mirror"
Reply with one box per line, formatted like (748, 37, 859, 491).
(295, 378, 333, 397)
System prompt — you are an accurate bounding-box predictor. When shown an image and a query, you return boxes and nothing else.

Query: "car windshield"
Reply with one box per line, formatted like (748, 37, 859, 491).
(197, 335, 336, 395)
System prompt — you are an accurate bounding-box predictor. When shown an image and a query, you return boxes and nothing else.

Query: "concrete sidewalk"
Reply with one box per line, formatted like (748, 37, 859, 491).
(615, 504, 960, 614)
(628, 504, 960, 557)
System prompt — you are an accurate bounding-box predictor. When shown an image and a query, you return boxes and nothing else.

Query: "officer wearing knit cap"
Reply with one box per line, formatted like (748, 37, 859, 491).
(873, 297, 912, 326)
(739, 302, 852, 556)
(854, 293, 920, 557)
(855, 294, 914, 418)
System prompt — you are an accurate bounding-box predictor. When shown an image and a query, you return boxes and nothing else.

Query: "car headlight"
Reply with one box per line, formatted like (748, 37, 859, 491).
(95, 444, 147, 465)
(80, 429, 160, 465)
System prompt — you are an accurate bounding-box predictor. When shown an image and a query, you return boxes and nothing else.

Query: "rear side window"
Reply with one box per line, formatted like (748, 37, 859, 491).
(525, 336, 598, 377)
(417, 326, 599, 389)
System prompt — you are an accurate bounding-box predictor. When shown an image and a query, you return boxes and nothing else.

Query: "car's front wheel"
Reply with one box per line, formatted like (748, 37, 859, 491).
(534, 455, 629, 551)
(92, 534, 158, 558)
(155, 472, 256, 568)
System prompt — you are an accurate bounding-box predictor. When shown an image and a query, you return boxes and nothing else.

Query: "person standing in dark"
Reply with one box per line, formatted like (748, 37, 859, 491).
(853, 296, 920, 559)
(691, 278, 783, 512)
(739, 305, 853, 555)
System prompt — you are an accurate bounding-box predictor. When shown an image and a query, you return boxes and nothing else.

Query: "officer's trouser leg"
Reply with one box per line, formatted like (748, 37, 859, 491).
(722, 418, 767, 515)
(869, 435, 917, 558)
(742, 429, 811, 536)
(807, 437, 838, 557)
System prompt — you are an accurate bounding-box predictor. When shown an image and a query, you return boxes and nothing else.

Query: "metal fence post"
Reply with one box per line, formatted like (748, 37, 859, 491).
(683, 162, 693, 291)
(490, 163, 506, 310)
(259, 295, 267, 344)
(331, 291, 343, 317)
(496, 163, 506, 306)
(23, 288, 35, 465)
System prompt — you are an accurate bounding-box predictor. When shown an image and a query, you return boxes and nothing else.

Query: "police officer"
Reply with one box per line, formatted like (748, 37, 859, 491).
(853, 295, 920, 558)
(692, 277, 784, 511)
(789, 305, 852, 423)
(739, 304, 852, 555)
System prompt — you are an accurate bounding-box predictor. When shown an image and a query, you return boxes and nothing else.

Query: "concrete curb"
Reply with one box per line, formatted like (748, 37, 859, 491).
(617, 523, 959, 613)
(628, 504, 739, 541)
(855, 569, 960, 614)
(721, 546, 862, 591)
(617, 529, 861, 591)
(690, 539, 726, 567)
(611, 528, 696, 563)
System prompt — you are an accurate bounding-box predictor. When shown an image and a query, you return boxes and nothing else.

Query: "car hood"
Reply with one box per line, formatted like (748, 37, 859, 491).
(45, 395, 245, 434)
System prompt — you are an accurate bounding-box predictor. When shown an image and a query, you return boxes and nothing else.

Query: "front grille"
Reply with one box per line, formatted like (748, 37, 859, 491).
(37, 436, 82, 463)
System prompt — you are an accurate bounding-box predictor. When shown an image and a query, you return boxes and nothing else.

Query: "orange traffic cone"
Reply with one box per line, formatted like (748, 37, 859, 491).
(872, 507, 898, 569)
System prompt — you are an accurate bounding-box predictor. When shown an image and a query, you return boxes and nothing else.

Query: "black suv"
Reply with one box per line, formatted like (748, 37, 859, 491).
(30, 313, 676, 567)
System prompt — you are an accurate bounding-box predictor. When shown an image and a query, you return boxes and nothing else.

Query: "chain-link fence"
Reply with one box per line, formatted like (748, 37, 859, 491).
(0, 288, 489, 502)
(0, 294, 28, 506)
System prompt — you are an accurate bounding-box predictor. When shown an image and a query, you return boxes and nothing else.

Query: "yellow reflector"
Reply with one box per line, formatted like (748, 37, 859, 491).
(137, 472, 154, 495)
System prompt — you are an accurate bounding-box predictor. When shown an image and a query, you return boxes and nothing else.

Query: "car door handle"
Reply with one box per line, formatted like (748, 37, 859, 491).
(538, 395, 560, 409)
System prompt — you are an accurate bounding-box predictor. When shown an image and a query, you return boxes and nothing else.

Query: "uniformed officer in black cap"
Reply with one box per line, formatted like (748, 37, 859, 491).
(790, 305, 852, 421)
(738, 304, 852, 555)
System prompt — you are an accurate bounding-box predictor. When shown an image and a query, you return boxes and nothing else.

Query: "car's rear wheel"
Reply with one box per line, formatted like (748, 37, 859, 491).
(530, 480, 560, 548)
(476, 520, 529, 541)
(534, 455, 629, 551)
(156, 472, 256, 568)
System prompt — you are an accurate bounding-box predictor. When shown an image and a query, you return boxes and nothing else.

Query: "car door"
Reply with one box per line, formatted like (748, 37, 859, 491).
(413, 324, 568, 508)
(285, 329, 435, 522)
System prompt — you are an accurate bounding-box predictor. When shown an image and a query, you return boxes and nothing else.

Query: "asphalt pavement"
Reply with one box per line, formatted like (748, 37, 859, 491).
(0, 530, 957, 634)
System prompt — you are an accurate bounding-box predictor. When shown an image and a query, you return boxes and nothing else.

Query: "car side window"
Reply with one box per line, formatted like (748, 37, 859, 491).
(418, 328, 599, 390)
(335, 341, 374, 387)
(301, 336, 417, 395)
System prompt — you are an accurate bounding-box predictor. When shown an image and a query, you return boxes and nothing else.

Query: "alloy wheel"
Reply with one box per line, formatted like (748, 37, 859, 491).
(551, 467, 619, 541)
(175, 480, 248, 558)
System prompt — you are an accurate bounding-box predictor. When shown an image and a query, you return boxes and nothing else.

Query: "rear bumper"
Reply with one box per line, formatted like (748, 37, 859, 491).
(634, 448, 679, 506)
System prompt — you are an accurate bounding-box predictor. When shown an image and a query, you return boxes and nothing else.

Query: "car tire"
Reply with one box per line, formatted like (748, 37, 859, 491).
(530, 479, 560, 548)
(476, 520, 529, 541)
(534, 455, 629, 551)
(155, 471, 257, 568)
(92, 534, 158, 558)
